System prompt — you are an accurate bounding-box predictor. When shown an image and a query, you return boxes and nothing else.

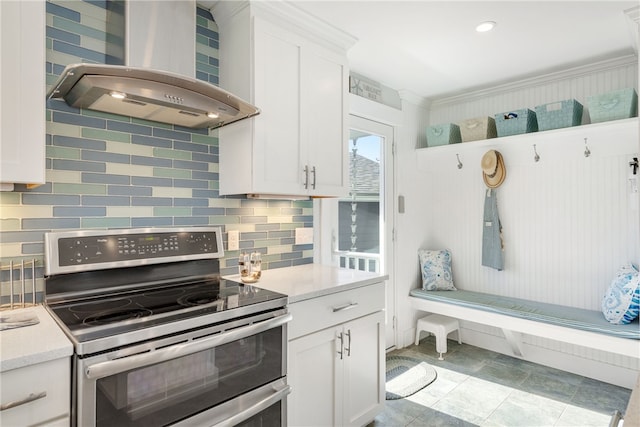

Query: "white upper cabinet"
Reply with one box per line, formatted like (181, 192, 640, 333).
(0, 0, 46, 191)
(212, 1, 355, 197)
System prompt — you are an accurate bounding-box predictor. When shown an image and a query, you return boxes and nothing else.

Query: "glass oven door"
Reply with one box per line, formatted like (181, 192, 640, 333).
(76, 311, 291, 427)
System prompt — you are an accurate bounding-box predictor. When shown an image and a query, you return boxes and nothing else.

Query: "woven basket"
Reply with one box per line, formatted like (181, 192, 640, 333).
(588, 88, 638, 123)
(426, 123, 461, 147)
(458, 117, 497, 142)
(494, 109, 538, 137)
(535, 99, 583, 131)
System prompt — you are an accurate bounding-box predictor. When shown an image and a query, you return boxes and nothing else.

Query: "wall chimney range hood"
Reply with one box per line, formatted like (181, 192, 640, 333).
(47, 64, 260, 129)
(46, 1, 259, 130)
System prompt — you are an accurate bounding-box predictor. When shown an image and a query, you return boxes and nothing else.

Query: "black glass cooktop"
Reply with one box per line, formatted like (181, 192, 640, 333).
(47, 278, 286, 343)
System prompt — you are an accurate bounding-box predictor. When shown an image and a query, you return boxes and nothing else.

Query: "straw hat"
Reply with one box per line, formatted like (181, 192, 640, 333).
(481, 150, 506, 188)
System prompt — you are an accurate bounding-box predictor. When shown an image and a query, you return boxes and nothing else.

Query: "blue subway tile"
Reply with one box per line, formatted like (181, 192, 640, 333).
(192, 189, 219, 198)
(22, 194, 80, 205)
(22, 218, 80, 230)
(154, 128, 191, 142)
(192, 171, 218, 181)
(281, 208, 303, 215)
(52, 63, 67, 76)
(280, 237, 295, 245)
(209, 75, 219, 85)
(131, 217, 173, 227)
(197, 6, 214, 20)
(208, 39, 219, 50)
(53, 206, 106, 217)
(269, 260, 293, 269)
(53, 135, 106, 151)
(46, 26, 80, 44)
(173, 198, 208, 207)
(241, 232, 268, 240)
(84, 0, 109, 11)
(82, 172, 130, 185)
(268, 230, 293, 238)
(52, 159, 106, 172)
(173, 179, 209, 189)
(82, 195, 131, 206)
(192, 152, 218, 163)
(192, 207, 225, 216)
(293, 215, 313, 223)
(174, 217, 210, 226)
(131, 176, 172, 187)
(131, 155, 172, 167)
(209, 57, 219, 67)
(22, 243, 44, 255)
(293, 243, 313, 251)
(53, 111, 105, 128)
(52, 40, 106, 63)
(293, 257, 314, 266)
(46, 2, 81, 22)
(173, 140, 209, 153)
(105, 0, 125, 15)
(82, 150, 130, 164)
(131, 197, 172, 206)
(196, 71, 209, 82)
(107, 120, 152, 135)
(173, 159, 208, 171)
(108, 185, 153, 196)
(196, 25, 219, 41)
(47, 99, 80, 113)
(209, 145, 219, 155)
(227, 208, 254, 215)
(131, 134, 172, 148)
(0, 231, 45, 243)
(242, 216, 267, 224)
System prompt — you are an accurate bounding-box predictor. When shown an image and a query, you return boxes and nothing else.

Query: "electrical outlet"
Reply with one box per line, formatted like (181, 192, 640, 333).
(295, 227, 313, 245)
(228, 230, 239, 251)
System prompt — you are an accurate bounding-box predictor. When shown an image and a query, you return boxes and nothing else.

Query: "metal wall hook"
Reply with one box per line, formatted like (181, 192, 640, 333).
(584, 137, 591, 158)
(456, 154, 463, 169)
(533, 144, 540, 162)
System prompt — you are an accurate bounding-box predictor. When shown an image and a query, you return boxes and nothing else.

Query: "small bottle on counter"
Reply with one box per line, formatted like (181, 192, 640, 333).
(238, 252, 249, 278)
(250, 252, 262, 280)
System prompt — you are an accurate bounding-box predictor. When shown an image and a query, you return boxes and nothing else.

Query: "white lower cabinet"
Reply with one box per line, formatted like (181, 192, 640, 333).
(287, 282, 385, 427)
(0, 357, 71, 426)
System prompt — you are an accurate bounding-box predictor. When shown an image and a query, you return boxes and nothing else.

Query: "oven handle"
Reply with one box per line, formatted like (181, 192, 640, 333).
(84, 312, 292, 380)
(213, 382, 291, 427)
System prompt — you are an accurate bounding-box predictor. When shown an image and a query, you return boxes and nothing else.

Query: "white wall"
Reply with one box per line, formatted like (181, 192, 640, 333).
(393, 55, 640, 387)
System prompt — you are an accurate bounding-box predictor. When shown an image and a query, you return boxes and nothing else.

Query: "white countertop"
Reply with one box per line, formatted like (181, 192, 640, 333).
(0, 305, 73, 373)
(225, 263, 388, 303)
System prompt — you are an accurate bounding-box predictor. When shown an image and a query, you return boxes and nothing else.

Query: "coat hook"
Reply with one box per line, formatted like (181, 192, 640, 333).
(533, 144, 540, 162)
(456, 154, 463, 169)
(630, 157, 639, 175)
(584, 137, 591, 158)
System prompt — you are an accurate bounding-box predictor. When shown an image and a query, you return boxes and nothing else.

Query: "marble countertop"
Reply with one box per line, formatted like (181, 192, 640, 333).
(225, 263, 388, 303)
(0, 305, 73, 373)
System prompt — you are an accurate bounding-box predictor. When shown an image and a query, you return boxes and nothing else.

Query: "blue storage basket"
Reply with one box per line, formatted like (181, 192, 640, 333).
(535, 99, 583, 131)
(494, 109, 538, 137)
(426, 123, 461, 147)
(588, 88, 638, 123)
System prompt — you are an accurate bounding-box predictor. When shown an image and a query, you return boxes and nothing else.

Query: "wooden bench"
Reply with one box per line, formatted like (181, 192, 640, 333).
(409, 289, 640, 359)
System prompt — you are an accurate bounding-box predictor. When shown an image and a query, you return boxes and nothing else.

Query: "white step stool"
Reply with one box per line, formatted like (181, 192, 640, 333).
(415, 314, 461, 360)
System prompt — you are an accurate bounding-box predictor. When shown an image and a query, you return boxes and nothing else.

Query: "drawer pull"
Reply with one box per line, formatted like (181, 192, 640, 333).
(1, 391, 47, 411)
(332, 302, 358, 313)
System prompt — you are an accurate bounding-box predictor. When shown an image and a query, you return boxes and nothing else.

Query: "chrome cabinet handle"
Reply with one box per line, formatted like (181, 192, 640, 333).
(303, 165, 309, 189)
(85, 313, 292, 380)
(337, 331, 344, 360)
(1, 391, 47, 411)
(311, 166, 316, 189)
(345, 329, 351, 357)
(332, 302, 358, 313)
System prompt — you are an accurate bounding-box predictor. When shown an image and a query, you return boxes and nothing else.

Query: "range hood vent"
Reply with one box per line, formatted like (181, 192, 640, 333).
(47, 63, 260, 129)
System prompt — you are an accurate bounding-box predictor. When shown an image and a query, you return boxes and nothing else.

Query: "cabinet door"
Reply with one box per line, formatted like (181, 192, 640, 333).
(288, 326, 342, 426)
(0, 0, 45, 189)
(302, 45, 349, 197)
(251, 18, 305, 195)
(342, 311, 385, 427)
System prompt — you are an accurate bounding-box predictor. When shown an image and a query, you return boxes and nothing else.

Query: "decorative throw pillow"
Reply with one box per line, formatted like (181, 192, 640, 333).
(601, 264, 640, 325)
(418, 249, 456, 291)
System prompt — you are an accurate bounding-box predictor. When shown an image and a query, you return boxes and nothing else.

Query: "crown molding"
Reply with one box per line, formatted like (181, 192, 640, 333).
(398, 89, 431, 110)
(430, 54, 638, 108)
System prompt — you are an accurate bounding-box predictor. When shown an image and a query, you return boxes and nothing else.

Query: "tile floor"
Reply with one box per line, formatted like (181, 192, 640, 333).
(369, 336, 632, 426)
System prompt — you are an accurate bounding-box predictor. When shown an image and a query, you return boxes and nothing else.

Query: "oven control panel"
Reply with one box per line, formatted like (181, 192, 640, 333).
(45, 227, 224, 275)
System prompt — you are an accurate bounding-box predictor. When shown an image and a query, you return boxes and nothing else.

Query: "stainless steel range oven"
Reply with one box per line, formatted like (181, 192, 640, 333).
(43, 227, 290, 427)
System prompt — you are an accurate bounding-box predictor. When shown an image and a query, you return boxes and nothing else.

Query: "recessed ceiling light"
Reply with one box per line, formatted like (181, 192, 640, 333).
(476, 21, 496, 33)
(207, 112, 220, 119)
(110, 91, 126, 99)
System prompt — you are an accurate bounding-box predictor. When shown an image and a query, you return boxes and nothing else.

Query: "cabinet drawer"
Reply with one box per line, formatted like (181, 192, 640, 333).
(0, 357, 71, 426)
(288, 282, 385, 340)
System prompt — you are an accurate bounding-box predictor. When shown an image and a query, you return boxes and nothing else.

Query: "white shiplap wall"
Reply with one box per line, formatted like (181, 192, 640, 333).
(414, 56, 639, 384)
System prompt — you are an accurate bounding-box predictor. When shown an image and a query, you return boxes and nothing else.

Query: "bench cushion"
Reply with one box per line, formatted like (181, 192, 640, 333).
(410, 288, 640, 340)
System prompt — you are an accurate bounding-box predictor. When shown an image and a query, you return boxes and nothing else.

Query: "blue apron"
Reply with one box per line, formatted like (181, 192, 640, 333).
(482, 188, 504, 271)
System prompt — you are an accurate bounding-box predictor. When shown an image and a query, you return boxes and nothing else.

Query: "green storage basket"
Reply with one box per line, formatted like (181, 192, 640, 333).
(588, 88, 638, 123)
(535, 99, 583, 131)
(426, 123, 461, 147)
(494, 109, 538, 137)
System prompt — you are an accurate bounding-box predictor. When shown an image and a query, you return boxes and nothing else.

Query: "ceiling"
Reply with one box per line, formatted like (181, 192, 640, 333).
(221, 1, 639, 100)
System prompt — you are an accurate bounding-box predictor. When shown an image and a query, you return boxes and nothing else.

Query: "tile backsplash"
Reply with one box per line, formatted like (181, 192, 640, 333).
(0, 1, 313, 304)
